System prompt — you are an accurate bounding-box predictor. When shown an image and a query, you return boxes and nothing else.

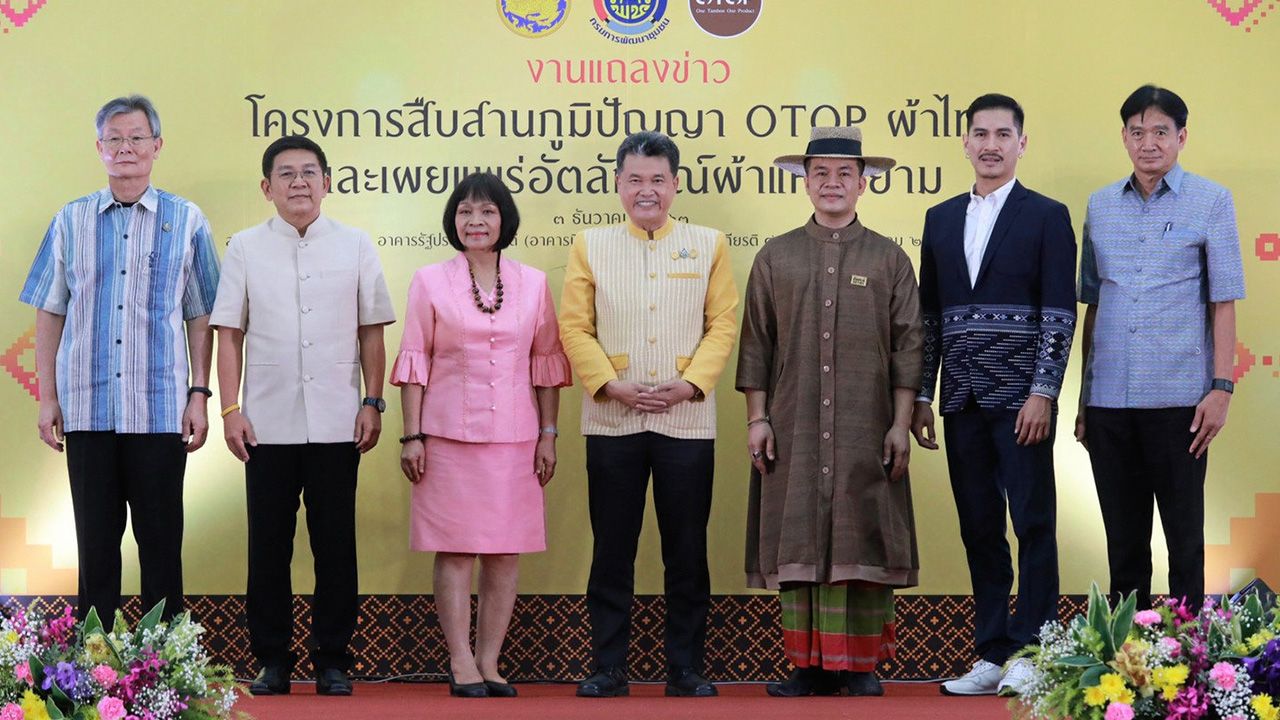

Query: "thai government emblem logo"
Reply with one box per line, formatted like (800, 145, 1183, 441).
(498, 0, 570, 38)
(590, 0, 671, 43)
(688, 0, 762, 38)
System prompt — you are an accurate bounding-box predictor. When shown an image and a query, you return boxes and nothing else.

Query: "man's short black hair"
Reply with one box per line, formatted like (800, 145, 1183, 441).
(1120, 84, 1189, 130)
(965, 93, 1025, 134)
(262, 135, 330, 178)
(442, 172, 521, 252)
(615, 131, 680, 176)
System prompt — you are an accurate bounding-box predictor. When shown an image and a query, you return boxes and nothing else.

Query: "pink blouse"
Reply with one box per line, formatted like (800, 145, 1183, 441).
(391, 254, 571, 443)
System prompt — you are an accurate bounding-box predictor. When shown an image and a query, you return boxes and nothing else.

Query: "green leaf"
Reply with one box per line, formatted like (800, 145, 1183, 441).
(138, 598, 167, 633)
(82, 607, 103, 637)
(51, 683, 71, 705)
(1079, 664, 1109, 687)
(1087, 582, 1114, 657)
(45, 697, 66, 720)
(1110, 592, 1137, 651)
(1055, 655, 1102, 667)
(28, 658, 45, 690)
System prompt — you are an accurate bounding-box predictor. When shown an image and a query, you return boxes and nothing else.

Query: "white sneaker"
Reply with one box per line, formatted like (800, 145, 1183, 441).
(941, 660, 1002, 696)
(997, 658, 1037, 696)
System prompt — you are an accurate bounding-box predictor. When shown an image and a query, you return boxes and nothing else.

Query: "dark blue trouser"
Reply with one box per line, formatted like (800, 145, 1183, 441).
(944, 403, 1059, 665)
(584, 432, 715, 674)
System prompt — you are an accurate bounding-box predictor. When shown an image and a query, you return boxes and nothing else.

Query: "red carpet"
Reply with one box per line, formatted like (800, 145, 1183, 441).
(239, 681, 1011, 720)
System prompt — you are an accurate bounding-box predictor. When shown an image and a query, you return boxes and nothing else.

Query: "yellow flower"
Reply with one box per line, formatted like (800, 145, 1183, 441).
(21, 689, 52, 720)
(1084, 685, 1108, 707)
(1254, 695, 1279, 720)
(1249, 629, 1276, 651)
(2, 630, 17, 645)
(1152, 664, 1189, 701)
(1099, 673, 1127, 701)
(1234, 642, 1251, 655)
(1116, 688, 1135, 705)
(84, 633, 112, 663)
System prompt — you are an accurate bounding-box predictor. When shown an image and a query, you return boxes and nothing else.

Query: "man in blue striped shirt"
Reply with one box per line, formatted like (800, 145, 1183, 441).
(19, 95, 220, 622)
(1075, 85, 1245, 611)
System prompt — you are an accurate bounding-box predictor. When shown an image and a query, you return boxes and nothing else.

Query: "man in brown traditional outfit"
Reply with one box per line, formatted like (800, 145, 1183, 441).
(736, 126, 924, 697)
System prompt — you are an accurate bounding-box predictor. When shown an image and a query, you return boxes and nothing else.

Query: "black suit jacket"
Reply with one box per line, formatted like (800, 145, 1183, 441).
(918, 181, 1077, 414)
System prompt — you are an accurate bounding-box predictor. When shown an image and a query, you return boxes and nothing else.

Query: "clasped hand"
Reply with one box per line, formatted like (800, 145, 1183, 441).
(604, 379, 696, 413)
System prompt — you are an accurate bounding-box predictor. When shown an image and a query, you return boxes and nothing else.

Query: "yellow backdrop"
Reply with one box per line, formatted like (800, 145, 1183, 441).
(1, 0, 1276, 598)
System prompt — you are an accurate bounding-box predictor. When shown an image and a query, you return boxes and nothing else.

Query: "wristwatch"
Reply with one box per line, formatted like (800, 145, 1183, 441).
(362, 396, 386, 413)
(1211, 378, 1234, 394)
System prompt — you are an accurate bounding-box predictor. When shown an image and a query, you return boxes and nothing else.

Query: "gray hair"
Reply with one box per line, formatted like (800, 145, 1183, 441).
(615, 131, 680, 176)
(95, 95, 162, 139)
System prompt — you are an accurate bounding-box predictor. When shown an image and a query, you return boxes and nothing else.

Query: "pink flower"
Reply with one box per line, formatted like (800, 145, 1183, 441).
(1209, 661, 1237, 690)
(1134, 610, 1163, 627)
(1105, 702, 1135, 720)
(90, 664, 118, 688)
(12, 663, 31, 685)
(97, 696, 127, 720)
(1225, 716, 1245, 720)
(0, 702, 23, 720)
(1161, 637, 1182, 656)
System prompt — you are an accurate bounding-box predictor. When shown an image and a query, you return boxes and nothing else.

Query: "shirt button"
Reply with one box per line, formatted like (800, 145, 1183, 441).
(489, 337, 495, 343)
(1142, 206, 1150, 214)
(1136, 267, 1143, 273)
(1139, 236, 1146, 243)
(489, 359, 496, 365)
(648, 242, 656, 251)
(831, 233, 839, 240)
(299, 273, 308, 281)
(822, 432, 831, 440)
(822, 466, 831, 474)
(301, 306, 311, 314)
(300, 241, 309, 248)
(1129, 326, 1137, 334)
(649, 304, 656, 311)
(822, 398, 831, 407)
(823, 365, 830, 373)
(123, 234, 129, 239)
(648, 336, 657, 344)
(304, 375, 313, 382)
(827, 267, 835, 274)
(824, 299, 832, 308)
(489, 381, 495, 387)
(120, 270, 126, 275)
(302, 340, 312, 348)
(649, 370, 657, 377)
(490, 404, 496, 410)
(822, 332, 831, 340)
(648, 271, 657, 279)
(116, 339, 121, 344)
(115, 372, 121, 378)
(117, 305, 123, 310)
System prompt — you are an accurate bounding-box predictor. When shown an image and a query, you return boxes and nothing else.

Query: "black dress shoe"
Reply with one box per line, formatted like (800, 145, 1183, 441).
(665, 667, 717, 697)
(483, 679, 518, 697)
(576, 667, 629, 697)
(249, 666, 291, 696)
(448, 672, 489, 698)
(766, 667, 842, 697)
(316, 668, 352, 696)
(843, 671, 884, 697)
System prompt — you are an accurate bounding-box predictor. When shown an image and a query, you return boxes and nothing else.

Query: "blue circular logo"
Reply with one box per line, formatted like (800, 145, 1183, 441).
(498, 0, 570, 38)
(595, 0, 668, 36)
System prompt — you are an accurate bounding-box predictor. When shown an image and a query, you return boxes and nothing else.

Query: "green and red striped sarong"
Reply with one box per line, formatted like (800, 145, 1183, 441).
(779, 581, 896, 672)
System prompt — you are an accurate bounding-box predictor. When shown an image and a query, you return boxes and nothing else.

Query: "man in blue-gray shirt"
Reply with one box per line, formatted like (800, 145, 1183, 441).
(1075, 84, 1245, 611)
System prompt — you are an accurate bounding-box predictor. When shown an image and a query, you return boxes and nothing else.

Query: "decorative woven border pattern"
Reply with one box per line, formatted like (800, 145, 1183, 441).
(6, 594, 1089, 681)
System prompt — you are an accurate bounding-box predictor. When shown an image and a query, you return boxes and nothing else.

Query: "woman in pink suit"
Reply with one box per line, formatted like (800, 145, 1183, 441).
(392, 172, 571, 698)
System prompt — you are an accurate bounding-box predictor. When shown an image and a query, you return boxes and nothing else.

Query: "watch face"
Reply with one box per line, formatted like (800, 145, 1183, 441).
(365, 397, 386, 412)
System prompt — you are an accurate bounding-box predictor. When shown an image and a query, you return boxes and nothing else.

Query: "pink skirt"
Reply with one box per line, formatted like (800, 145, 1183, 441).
(410, 436, 546, 554)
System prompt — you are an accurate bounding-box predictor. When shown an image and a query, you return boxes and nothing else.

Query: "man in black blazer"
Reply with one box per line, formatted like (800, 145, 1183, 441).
(911, 94, 1076, 696)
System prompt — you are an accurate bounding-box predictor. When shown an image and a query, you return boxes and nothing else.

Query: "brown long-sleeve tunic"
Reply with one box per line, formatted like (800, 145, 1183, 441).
(736, 217, 924, 590)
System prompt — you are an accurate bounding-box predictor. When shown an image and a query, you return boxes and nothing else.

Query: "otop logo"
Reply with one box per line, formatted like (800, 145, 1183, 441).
(498, 0, 570, 38)
(590, 0, 671, 44)
(688, 0, 762, 38)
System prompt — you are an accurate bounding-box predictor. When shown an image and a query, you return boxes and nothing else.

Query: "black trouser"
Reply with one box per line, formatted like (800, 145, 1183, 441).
(64, 431, 187, 622)
(585, 432, 715, 674)
(943, 402, 1059, 666)
(1085, 406, 1206, 611)
(245, 442, 360, 673)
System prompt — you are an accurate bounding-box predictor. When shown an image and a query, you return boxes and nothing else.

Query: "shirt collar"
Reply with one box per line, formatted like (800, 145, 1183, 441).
(968, 176, 1017, 210)
(96, 185, 159, 214)
(269, 213, 332, 240)
(626, 216, 674, 241)
(804, 214, 864, 242)
(1121, 164, 1184, 197)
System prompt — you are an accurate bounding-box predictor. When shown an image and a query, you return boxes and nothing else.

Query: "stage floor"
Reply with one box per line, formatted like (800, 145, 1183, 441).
(238, 680, 1012, 720)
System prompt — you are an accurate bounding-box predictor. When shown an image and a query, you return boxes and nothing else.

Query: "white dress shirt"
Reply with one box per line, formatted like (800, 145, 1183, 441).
(964, 176, 1017, 288)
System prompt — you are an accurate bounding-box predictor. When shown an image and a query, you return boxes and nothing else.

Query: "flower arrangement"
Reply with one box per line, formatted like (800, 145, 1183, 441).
(1011, 583, 1280, 720)
(0, 600, 244, 720)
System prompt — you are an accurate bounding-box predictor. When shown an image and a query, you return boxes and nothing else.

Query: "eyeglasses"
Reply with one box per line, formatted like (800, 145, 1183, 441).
(101, 135, 156, 151)
(273, 169, 323, 183)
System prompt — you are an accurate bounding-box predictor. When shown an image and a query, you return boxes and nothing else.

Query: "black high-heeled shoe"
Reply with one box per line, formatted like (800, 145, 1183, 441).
(447, 671, 489, 698)
(483, 679, 518, 697)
